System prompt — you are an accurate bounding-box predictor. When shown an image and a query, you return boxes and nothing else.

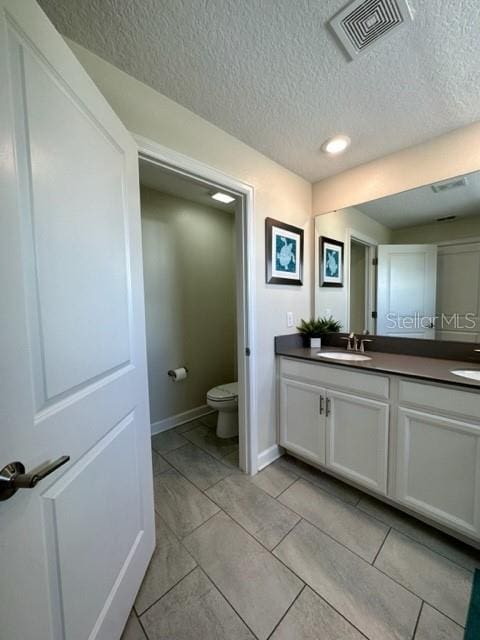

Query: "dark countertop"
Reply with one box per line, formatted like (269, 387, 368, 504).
(276, 345, 480, 390)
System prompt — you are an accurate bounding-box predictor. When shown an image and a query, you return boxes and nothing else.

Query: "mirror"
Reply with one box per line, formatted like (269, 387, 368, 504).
(315, 170, 480, 343)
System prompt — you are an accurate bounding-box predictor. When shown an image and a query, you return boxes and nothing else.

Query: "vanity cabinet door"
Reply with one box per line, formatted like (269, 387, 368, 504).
(279, 379, 326, 466)
(325, 390, 389, 494)
(394, 408, 480, 539)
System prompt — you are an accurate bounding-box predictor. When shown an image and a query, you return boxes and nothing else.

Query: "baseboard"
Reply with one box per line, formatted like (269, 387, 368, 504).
(257, 444, 284, 471)
(151, 404, 213, 435)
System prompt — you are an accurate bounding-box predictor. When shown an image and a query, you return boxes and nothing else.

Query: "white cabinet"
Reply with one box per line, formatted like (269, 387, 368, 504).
(279, 360, 389, 493)
(326, 389, 389, 494)
(394, 407, 480, 539)
(279, 378, 325, 466)
(278, 356, 480, 542)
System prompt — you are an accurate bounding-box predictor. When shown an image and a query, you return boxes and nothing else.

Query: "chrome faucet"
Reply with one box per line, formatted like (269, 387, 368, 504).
(342, 332, 373, 353)
(359, 337, 373, 352)
(341, 332, 357, 351)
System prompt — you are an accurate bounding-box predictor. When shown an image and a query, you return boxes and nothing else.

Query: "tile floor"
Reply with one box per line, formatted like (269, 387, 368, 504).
(122, 414, 479, 640)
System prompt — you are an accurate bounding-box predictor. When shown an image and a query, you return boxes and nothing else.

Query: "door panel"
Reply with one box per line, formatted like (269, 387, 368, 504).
(377, 244, 437, 338)
(326, 390, 389, 493)
(436, 243, 480, 342)
(42, 413, 142, 638)
(11, 28, 131, 402)
(395, 408, 480, 537)
(0, 2, 154, 639)
(280, 379, 325, 466)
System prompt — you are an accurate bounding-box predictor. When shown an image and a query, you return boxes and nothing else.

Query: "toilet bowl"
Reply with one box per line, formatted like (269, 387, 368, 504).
(206, 382, 239, 438)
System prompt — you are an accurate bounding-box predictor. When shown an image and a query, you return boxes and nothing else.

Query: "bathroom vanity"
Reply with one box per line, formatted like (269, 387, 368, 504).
(276, 342, 480, 545)
(294, 167, 480, 547)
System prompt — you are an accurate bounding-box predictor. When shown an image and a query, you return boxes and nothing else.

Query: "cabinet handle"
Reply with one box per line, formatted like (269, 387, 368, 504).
(325, 397, 331, 417)
(319, 396, 324, 414)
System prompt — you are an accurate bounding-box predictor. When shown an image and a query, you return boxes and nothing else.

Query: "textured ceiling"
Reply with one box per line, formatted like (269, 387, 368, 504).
(357, 170, 480, 229)
(38, 0, 480, 182)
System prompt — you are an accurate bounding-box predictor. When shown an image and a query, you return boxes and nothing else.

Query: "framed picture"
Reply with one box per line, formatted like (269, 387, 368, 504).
(265, 218, 303, 285)
(320, 236, 344, 287)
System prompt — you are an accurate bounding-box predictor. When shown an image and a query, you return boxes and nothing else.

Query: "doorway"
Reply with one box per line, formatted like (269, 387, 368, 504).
(135, 136, 256, 474)
(349, 239, 367, 334)
(347, 229, 378, 335)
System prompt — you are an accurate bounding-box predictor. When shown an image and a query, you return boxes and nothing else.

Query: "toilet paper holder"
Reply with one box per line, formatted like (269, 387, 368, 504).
(167, 366, 189, 380)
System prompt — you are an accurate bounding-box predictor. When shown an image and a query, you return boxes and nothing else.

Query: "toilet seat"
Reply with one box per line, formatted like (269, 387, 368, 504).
(207, 382, 238, 402)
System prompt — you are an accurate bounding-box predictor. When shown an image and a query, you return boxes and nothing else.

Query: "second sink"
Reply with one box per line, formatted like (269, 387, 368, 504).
(450, 369, 480, 381)
(317, 352, 372, 362)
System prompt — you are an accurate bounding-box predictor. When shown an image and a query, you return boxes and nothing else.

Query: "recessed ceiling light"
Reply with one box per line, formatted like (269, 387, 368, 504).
(321, 135, 351, 155)
(211, 191, 235, 204)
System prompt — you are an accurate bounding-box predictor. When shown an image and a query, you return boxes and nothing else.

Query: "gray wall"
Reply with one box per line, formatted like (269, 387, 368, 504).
(141, 186, 236, 427)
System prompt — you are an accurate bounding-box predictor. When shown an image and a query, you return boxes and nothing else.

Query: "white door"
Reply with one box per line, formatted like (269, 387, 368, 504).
(0, 2, 155, 639)
(377, 244, 437, 338)
(436, 242, 480, 342)
(394, 408, 480, 539)
(325, 390, 389, 494)
(279, 379, 326, 466)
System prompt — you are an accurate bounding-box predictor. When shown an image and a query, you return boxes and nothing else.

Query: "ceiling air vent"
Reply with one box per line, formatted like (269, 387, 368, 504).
(330, 0, 413, 59)
(431, 177, 468, 193)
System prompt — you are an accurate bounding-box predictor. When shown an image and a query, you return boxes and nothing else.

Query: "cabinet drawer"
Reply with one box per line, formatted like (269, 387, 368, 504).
(399, 379, 480, 423)
(279, 357, 389, 400)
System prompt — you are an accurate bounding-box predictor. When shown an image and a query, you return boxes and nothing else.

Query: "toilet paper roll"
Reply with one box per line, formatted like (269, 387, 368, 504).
(168, 367, 188, 382)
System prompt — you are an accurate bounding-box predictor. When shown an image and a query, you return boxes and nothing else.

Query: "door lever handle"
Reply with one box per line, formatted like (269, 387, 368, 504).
(0, 456, 70, 501)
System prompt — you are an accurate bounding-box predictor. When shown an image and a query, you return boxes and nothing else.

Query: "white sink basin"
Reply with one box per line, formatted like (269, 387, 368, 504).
(450, 369, 480, 381)
(317, 352, 372, 362)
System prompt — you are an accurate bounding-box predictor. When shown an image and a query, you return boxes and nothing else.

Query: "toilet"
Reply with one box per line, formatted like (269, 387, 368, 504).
(206, 382, 239, 438)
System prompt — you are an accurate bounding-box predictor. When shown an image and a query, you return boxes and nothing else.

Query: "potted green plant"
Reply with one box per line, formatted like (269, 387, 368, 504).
(297, 315, 342, 348)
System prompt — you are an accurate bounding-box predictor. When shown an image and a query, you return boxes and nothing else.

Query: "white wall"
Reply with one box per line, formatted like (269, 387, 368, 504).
(391, 214, 480, 244)
(436, 242, 480, 342)
(313, 122, 480, 215)
(68, 40, 312, 455)
(314, 206, 391, 328)
(312, 123, 480, 336)
(141, 187, 236, 427)
(390, 216, 480, 343)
